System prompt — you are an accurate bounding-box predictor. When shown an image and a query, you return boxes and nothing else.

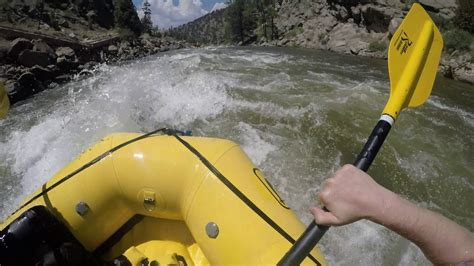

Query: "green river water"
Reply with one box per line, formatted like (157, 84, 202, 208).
(0, 47, 472, 265)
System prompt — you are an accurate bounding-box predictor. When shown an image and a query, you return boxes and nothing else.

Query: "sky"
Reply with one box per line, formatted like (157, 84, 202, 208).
(132, 0, 228, 29)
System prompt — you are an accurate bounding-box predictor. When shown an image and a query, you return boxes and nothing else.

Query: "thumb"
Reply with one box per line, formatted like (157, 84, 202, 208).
(310, 206, 341, 226)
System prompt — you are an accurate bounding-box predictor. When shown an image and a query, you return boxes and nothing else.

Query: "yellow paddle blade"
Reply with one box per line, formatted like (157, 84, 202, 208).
(383, 3, 443, 119)
(0, 81, 9, 119)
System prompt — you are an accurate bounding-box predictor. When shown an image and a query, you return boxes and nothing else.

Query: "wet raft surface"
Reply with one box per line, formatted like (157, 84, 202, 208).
(1, 47, 473, 265)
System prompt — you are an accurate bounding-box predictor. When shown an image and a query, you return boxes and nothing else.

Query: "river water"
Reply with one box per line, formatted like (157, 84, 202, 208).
(0, 47, 473, 265)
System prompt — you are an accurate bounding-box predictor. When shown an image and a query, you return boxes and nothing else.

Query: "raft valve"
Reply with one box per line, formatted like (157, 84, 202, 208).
(75, 202, 90, 216)
(206, 222, 219, 238)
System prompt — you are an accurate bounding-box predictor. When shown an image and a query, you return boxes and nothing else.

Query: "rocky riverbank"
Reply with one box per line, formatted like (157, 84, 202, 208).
(0, 35, 189, 104)
(0, 0, 194, 105)
(168, 0, 474, 85)
(270, 0, 474, 85)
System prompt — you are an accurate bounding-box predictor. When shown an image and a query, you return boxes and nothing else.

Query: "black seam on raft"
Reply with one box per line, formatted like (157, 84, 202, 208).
(93, 215, 145, 256)
(11, 128, 168, 216)
(173, 134, 321, 266)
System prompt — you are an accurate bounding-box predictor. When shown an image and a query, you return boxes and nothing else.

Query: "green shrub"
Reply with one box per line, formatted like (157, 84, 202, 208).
(444, 29, 472, 53)
(318, 32, 329, 45)
(455, 0, 474, 34)
(369, 41, 387, 52)
(430, 13, 450, 31)
(114, 0, 142, 35)
(285, 26, 303, 38)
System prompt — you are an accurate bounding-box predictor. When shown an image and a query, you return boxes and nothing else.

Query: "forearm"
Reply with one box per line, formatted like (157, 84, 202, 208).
(371, 189, 474, 264)
(312, 165, 474, 264)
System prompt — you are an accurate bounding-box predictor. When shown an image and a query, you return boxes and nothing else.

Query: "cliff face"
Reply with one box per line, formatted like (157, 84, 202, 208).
(170, 0, 472, 84)
(273, 0, 473, 84)
(274, 0, 457, 57)
(168, 8, 226, 45)
(169, 0, 459, 56)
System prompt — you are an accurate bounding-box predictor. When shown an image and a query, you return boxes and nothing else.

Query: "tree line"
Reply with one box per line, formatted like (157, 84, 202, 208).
(114, 0, 156, 36)
(224, 0, 279, 44)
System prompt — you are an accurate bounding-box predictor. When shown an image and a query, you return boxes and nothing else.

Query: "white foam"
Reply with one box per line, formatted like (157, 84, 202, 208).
(428, 96, 474, 128)
(236, 122, 277, 166)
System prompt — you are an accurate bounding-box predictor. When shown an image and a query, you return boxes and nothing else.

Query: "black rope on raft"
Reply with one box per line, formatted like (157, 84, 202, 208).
(171, 134, 321, 265)
(11, 128, 174, 216)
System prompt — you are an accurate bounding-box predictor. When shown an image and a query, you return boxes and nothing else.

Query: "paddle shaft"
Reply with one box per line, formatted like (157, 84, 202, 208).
(278, 117, 393, 265)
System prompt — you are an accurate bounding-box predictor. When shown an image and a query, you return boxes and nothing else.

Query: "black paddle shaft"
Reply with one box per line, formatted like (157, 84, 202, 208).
(278, 119, 393, 265)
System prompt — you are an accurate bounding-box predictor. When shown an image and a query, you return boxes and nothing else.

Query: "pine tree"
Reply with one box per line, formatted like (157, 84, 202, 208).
(456, 0, 474, 33)
(141, 0, 153, 34)
(224, 0, 276, 43)
(225, 0, 245, 43)
(114, 0, 143, 35)
(225, 0, 260, 43)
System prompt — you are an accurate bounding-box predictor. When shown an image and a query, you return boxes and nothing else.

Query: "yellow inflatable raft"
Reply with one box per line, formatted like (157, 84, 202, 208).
(0, 81, 9, 119)
(0, 129, 326, 265)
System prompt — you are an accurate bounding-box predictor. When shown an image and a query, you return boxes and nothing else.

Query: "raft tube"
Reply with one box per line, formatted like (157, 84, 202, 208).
(0, 81, 9, 119)
(0, 133, 326, 265)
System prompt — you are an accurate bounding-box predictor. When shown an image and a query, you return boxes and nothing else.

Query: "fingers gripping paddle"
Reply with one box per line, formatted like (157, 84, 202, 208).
(278, 4, 443, 265)
(0, 81, 9, 120)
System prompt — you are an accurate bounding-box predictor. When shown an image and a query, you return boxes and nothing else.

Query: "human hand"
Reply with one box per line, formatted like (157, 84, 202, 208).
(310, 164, 392, 226)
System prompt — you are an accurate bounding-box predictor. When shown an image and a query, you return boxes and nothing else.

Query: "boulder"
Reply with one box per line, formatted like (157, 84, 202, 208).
(453, 64, 474, 85)
(334, 4, 350, 21)
(56, 56, 79, 72)
(419, 0, 457, 9)
(55, 47, 75, 59)
(78, 61, 98, 70)
(8, 72, 44, 103)
(388, 18, 403, 37)
(17, 50, 51, 67)
(5, 66, 21, 78)
(142, 39, 154, 49)
(440, 64, 454, 79)
(349, 40, 369, 55)
(7, 38, 33, 60)
(18, 72, 38, 88)
(328, 23, 363, 53)
(30, 65, 55, 81)
(39, 23, 51, 31)
(418, 0, 457, 19)
(54, 74, 71, 83)
(361, 5, 394, 33)
(32, 39, 56, 58)
(278, 38, 290, 46)
(107, 45, 118, 54)
(4, 79, 15, 94)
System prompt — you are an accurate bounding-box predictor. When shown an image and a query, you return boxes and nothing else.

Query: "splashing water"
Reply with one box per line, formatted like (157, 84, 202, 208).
(0, 47, 473, 265)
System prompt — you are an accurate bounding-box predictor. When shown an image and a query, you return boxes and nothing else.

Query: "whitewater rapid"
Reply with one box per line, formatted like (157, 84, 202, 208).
(1, 47, 472, 265)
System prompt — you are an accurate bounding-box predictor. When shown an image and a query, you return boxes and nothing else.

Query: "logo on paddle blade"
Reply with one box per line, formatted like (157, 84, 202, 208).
(394, 30, 413, 55)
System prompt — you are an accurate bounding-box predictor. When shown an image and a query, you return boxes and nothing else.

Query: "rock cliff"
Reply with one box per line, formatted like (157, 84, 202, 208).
(169, 0, 473, 85)
(274, 0, 457, 57)
(168, 8, 227, 45)
(272, 0, 472, 84)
